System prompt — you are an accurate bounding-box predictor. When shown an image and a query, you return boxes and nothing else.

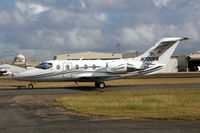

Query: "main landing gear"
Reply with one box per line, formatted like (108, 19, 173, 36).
(95, 82, 105, 89)
(27, 82, 34, 89)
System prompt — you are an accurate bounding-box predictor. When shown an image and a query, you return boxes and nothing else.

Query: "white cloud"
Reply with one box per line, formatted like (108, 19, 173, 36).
(94, 13, 107, 22)
(87, 0, 129, 11)
(49, 9, 70, 23)
(54, 36, 64, 44)
(65, 28, 103, 50)
(0, 10, 25, 26)
(29, 3, 50, 14)
(121, 25, 156, 48)
(0, 0, 200, 60)
(80, 0, 86, 9)
(36, 30, 44, 36)
(153, 0, 171, 7)
(21, 49, 57, 61)
(182, 22, 199, 42)
(0, 11, 11, 26)
(13, 12, 25, 24)
(121, 28, 140, 45)
(16, 2, 50, 15)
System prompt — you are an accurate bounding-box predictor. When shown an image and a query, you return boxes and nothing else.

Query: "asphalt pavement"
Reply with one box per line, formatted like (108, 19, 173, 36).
(0, 82, 200, 133)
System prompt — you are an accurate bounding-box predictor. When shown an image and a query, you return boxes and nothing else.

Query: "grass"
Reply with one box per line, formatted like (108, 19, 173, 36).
(0, 77, 200, 89)
(56, 89, 200, 120)
(106, 78, 200, 85)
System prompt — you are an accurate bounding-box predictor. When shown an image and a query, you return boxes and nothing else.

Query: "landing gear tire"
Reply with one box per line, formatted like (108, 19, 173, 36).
(95, 82, 105, 89)
(99, 82, 105, 89)
(28, 84, 34, 89)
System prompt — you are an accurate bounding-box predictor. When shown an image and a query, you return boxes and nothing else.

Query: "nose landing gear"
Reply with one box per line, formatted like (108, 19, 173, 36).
(95, 82, 105, 89)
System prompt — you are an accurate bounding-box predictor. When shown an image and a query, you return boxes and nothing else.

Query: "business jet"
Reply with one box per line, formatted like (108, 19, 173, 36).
(13, 37, 189, 89)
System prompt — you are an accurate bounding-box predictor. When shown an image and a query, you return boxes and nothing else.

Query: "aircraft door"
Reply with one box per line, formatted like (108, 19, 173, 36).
(63, 62, 72, 79)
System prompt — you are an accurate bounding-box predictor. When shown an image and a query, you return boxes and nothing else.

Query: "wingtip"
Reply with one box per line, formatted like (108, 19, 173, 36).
(181, 37, 191, 40)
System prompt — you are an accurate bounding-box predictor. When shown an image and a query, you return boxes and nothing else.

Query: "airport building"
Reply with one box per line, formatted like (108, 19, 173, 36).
(54, 52, 122, 60)
(186, 50, 200, 71)
(122, 51, 142, 58)
(13, 53, 26, 67)
(11, 53, 40, 68)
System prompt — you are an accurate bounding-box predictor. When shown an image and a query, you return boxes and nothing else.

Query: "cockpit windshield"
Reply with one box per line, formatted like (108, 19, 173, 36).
(35, 63, 53, 69)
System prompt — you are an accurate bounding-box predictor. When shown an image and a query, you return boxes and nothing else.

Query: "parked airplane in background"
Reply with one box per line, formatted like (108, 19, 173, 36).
(13, 37, 189, 89)
(0, 70, 9, 76)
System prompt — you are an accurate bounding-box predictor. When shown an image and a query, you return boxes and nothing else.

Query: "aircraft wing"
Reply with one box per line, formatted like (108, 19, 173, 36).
(75, 72, 121, 82)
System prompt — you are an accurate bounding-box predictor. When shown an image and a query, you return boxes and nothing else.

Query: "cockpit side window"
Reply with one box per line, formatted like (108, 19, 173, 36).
(35, 63, 53, 69)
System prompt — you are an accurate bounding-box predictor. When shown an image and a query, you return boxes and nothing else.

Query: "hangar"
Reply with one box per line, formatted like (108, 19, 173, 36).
(54, 52, 122, 60)
(187, 51, 200, 71)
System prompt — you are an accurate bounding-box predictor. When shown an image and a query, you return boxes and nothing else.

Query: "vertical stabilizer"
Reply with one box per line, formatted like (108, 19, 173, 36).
(134, 37, 189, 65)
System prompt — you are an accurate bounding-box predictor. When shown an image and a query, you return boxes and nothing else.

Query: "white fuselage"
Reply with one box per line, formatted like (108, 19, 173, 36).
(13, 58, 160, 82)
(12, 37, 189, 85)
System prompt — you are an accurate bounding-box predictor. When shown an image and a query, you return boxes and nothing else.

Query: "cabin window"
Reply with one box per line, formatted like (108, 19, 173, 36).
(35, 63, 52, 70)
(92, 64, 96, 69)
(56, 65, 60, 70)
(66, 65, 70, 70)
(75, 65, 79, 70)
(84, 65, 87, 69)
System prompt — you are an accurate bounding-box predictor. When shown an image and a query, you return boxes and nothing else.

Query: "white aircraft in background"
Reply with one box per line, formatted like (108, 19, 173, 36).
(13, 37, 189, 89)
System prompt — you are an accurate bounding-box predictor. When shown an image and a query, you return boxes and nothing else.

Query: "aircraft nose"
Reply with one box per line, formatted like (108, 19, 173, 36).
(12, 73, 17, 79)
(12, 73, 22, 80)
(12, 69, 38, 81)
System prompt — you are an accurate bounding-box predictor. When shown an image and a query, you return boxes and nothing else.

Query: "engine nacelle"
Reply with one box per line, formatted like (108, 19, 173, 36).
(106, 62, 127, 73)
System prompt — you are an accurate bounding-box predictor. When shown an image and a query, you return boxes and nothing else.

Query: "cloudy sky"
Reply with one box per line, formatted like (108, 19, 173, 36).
(0, 0, 200, 61)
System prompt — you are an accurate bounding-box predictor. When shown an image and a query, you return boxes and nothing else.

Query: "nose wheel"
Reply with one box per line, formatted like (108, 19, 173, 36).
(95, 82, 105, 89)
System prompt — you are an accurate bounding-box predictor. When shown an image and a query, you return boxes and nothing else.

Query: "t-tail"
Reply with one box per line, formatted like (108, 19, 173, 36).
(127, 37, 190, 76)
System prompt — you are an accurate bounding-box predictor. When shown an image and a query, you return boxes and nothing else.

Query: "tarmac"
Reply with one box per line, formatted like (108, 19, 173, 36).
(0, 81, 200, 133)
